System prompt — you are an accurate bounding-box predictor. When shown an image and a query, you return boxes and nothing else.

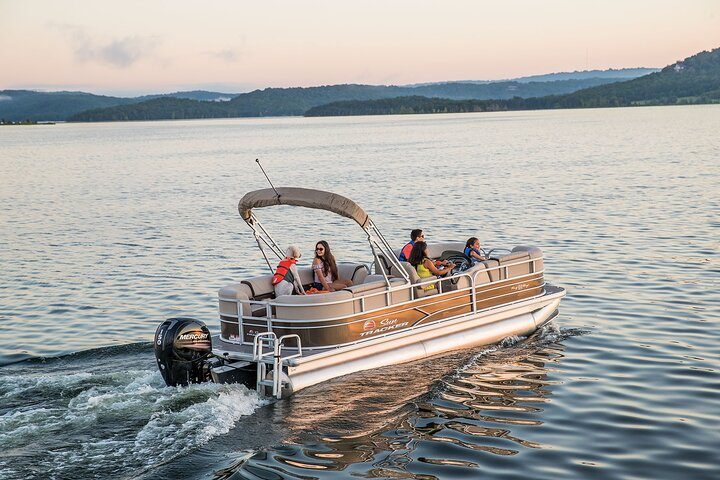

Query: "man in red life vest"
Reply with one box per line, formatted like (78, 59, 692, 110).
(399, 229, 423, 262)
(398, 229, 452, 267)
(272, 245, 306, 297)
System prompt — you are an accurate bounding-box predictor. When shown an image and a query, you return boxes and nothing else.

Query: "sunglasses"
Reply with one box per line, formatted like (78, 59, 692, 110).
(316, 247, 325, 252)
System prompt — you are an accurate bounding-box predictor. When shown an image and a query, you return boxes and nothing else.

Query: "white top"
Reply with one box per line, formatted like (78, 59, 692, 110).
(313, 262, 333, 285)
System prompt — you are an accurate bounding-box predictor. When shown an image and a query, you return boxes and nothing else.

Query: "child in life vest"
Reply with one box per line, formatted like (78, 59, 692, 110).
(272, 245, 306, 297)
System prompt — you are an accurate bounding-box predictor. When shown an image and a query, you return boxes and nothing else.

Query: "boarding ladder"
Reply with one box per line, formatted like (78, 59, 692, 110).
(252, 332, 303, 398)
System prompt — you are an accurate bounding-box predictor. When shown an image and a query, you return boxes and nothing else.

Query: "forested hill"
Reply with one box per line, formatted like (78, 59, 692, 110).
(305, 47, 720, 116)
(66, 77, 631, 122)
(0, 90, 237, 122)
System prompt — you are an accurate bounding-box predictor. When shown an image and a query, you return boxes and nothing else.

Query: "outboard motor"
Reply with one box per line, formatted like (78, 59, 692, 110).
(154, 318, 213, 386)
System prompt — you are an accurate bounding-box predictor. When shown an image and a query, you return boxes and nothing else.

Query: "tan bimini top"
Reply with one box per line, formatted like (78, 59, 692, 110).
(238, 187, 370, 228)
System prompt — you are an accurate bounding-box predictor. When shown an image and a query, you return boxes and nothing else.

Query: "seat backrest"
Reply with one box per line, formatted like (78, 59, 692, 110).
(454, 262, 492, 290)
(218, 283, 253, 317)
(241, 275, 275, 300)
(374, 253, 393, 275)
(425, 242, 466, 259)
(296, 266, 315, 286)
(481, 259, 501, 282)
(337, 263, 369, 284)
(343, 278, 410, 312)
(512, 246, 544, 272)
(390, 261, 421, 284)
(274, 290, 354, 320)
(497, 251, 531, 279)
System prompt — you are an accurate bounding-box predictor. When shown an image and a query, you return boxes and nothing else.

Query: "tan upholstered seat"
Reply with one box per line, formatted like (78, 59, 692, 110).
(454, 262, 492, 290)
(496, 251, 531, 279)
(512, 246, 544, 272)
(389, 261, 440, 298)
(218, 283, 253, 317)
(481, 259, 501, 282)
(343, 278, 410, 312)
(274, 290, 354, 320)
(337, 263, 369, 285)
(376, 242, 466, 275)
(241, 275, 275, 299)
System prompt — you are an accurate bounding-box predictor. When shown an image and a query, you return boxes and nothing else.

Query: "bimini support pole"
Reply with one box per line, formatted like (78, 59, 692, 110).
(367, 220, 409, 283)
(246, 213, 284, 275)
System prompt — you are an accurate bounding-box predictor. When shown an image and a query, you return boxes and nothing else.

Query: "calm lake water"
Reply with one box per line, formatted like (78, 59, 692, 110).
(1, 106, 719, 479)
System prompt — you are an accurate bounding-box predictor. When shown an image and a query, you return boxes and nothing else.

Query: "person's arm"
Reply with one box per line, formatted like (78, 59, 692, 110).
(290, 264, 305, 295)
(470, 249, 486, 261)
(425, 258, 454, 276)
(312, 259, 334, 291)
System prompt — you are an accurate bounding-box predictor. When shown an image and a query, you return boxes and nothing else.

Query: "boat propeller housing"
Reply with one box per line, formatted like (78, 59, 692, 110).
(154, 317, 213, 386)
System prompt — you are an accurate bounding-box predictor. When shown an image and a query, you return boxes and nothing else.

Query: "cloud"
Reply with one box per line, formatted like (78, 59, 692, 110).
(208, 48, 243, 63)
(52, 24, 160, 68)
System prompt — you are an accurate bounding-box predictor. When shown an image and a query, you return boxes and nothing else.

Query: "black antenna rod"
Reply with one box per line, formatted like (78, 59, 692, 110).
(256, 158, 280, 198)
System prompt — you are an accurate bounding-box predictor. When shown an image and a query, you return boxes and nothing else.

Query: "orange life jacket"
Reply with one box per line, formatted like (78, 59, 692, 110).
(272, 258, 297, 285)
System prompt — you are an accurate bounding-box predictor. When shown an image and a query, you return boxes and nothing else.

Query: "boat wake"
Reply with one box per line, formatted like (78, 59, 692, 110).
(0, 324, 585, 479)
(0, 344, 265, 480)
(210, 322, 586, 479)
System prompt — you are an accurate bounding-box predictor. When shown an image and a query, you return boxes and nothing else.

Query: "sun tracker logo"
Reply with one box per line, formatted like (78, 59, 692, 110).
(363, 320, 376, 331)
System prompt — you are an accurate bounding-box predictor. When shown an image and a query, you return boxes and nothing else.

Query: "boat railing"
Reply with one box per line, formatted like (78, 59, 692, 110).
(219, 256, 545, 344)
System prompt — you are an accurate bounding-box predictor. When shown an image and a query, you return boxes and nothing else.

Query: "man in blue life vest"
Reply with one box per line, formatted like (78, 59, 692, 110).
(399, 229, 423, 262)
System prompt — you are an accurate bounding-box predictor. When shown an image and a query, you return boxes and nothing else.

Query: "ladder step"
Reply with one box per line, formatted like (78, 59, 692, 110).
(258, 379, 288, 387)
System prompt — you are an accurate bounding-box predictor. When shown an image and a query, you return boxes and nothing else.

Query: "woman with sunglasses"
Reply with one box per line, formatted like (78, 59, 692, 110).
(408, 241, 455, 291)
(312, 240, 353, 292)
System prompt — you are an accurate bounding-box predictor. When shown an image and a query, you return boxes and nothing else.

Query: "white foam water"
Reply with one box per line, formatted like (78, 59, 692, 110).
(0, 364, 266, 479)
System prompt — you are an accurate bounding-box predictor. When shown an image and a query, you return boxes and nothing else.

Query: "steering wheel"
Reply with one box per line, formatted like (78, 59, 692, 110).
(448, 258, 472, 284)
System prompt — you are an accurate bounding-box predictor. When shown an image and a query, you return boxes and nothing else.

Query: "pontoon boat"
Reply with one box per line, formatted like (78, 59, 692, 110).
(154, 187, 566, 398)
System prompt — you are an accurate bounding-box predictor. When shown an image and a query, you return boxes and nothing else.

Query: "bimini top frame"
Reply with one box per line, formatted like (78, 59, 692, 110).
(237, 187, 410, 285)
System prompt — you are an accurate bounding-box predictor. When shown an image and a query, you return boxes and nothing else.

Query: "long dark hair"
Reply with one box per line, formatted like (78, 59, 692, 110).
(466, 237, 479, 249)
(315, 240, 338, 281)
(407, 241, 427, 267)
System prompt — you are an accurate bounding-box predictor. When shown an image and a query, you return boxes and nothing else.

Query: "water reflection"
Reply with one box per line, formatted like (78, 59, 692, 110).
(222, 326, 579, 479)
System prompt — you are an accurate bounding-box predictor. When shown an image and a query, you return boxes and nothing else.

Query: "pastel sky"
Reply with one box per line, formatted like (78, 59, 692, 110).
(1, 0, 719, 96)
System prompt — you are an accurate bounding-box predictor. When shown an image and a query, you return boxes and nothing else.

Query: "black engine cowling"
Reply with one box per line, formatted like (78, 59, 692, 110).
(154, 318, 213, 386)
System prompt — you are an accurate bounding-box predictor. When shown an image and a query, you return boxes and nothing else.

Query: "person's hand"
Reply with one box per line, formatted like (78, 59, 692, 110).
(328, 286, 335, 292)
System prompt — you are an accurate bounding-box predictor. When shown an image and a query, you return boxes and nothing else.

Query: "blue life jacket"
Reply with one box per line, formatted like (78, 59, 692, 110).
(464, 246, 483, 262)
